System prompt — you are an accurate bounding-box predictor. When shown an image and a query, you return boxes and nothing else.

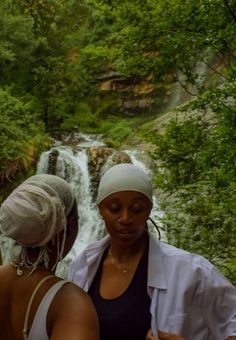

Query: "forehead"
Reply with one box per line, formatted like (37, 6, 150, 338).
(99, 190, 150, 204)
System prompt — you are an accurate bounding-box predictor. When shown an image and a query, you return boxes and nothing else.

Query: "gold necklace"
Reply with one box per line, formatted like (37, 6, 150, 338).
(108, 250, 129, 275)
(9, 259, 24, 276)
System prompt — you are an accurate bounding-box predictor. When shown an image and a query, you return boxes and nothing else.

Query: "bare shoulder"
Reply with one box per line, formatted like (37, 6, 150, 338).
(52, 281, 97, 318)
(49, 281, 99, 340)
(56, 282, 95, 312)
(56, 281, 91, 300)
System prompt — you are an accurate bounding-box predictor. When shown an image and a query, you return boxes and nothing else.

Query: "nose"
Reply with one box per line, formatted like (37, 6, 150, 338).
(118, 209, 133, 224)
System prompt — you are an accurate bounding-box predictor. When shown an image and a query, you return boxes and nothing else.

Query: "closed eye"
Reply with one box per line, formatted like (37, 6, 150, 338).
(131, 204, 146, 213)
(108, 205, 121, 213)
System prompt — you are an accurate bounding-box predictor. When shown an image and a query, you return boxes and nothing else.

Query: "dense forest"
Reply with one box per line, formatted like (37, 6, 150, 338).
(0, 0, 235, 284)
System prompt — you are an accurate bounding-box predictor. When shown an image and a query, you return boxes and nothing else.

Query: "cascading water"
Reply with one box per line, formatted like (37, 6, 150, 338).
(38, 147, 105, 244)
(1, 133, 165, 278)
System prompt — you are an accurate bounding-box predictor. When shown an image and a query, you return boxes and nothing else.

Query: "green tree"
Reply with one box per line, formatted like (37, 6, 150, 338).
(0, 87, 49, 181)
(81, 0, 235, 82)
(149, 84, 236, 284)
(0, 0, 36, 86)
(0, 0, 92, 131)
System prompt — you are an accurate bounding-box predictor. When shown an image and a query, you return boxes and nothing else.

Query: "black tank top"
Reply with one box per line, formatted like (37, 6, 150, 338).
(88, 241, 151, 340)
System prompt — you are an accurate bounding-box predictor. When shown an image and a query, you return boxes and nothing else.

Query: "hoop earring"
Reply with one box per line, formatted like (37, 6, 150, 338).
(148, 217, 161, 240)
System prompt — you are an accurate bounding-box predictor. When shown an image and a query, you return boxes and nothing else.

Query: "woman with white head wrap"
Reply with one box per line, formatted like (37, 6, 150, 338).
(0, 174, 99, 340)
(69, 163, 236, 340)
(0, 174, 75, 270)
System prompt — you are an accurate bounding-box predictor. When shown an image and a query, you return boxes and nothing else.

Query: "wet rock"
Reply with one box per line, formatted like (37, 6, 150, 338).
(48, 149, 59, 175)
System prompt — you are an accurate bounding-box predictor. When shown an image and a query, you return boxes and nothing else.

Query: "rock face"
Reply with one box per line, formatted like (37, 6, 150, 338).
(98, 72, 159, 116)
(48, 149, 59, 175)
(97, 67, 192, 117)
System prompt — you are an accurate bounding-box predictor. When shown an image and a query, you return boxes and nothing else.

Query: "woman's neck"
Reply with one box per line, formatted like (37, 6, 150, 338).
(13, 248, 56, 275)
(109, 231, 148, 262)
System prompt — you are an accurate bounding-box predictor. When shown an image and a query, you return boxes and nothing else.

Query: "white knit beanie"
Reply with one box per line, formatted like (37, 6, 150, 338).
(97, 163, 153, 204)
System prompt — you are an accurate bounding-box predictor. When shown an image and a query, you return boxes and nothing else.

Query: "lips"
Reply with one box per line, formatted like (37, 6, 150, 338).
(118, 229, 134, 235)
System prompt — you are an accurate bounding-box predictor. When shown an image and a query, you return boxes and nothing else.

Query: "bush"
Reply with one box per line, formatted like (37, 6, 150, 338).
(0, 88, 50, 181)
(98, 117, 132, 146)
(150, 92, 236, 285)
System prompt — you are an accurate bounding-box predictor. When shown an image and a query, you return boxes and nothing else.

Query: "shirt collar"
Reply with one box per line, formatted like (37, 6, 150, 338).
(148, 235, 167, 289)
(85, 233, 167, 289)
(86, 234, 110, 254)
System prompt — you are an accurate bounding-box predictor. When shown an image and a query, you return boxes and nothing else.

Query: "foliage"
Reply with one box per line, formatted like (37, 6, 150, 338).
(0, 0, 92, 130)
(158, 181, 236, 284)
(99, 117, 132, 147)
(0, 87, 50, 181)
(61, 102, 99, 131)
(149, 82, 236, 284)
(0, 0, 36, 83)
(83, 0, 236, 83)
(0, 0, 91, 180)
(150, 114, 211, 189)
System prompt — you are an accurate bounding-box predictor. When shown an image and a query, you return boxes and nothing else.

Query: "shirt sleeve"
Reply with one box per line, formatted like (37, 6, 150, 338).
(204, 266, 236, 338)
(67, 252, 87, 284)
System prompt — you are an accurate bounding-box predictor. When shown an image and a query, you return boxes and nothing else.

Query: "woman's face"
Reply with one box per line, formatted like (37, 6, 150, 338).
(98, 191, 152, 246)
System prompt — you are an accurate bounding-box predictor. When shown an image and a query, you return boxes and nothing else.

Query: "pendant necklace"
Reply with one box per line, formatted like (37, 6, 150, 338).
(9, 259, 24, 276)
(108, 249, 129, 275)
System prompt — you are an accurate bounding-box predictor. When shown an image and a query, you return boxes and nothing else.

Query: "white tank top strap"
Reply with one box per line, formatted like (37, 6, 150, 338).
(23, 275, 55, 340)
(26, 279, 69, 340)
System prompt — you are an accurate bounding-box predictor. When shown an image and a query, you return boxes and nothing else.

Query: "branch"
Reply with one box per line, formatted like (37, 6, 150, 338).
(175, 72, 197, 97)
(200, 57, 230, 81)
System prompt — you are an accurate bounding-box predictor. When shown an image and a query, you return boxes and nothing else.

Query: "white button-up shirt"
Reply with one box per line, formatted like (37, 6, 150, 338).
(68, 235, 236, 340)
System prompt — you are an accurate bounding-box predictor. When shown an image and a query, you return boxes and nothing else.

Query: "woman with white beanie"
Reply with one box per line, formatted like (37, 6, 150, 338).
(0, 174, 99, 340)
(69, 163, 236, 340)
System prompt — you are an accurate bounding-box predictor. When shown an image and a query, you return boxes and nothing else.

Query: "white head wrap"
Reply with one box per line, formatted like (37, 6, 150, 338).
(0, 174, 75, 272)
(97, 163, 153, 204)
(0, 174, 74, 247)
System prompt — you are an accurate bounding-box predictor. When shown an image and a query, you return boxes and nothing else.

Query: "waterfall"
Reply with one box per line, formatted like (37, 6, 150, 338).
(1, 133, 164, 278)
(37, 147, 106, 244)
